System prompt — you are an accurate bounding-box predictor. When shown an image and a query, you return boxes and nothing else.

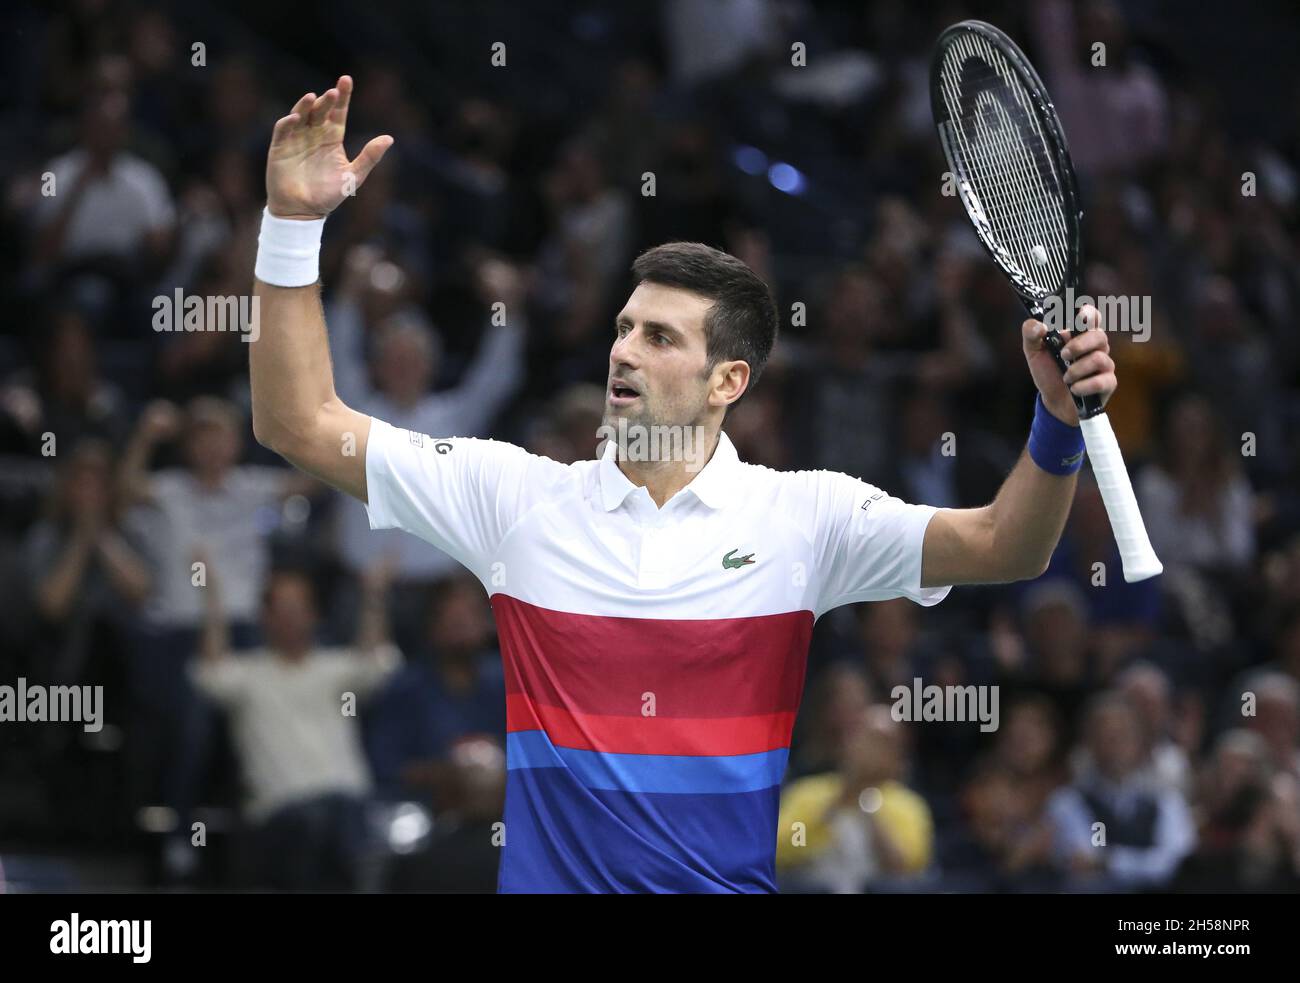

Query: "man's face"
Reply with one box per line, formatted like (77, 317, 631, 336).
(186, 419, 239, 474)
(431, 581, 491, 659)
(374, 328, 434, 402)
(263, 576, 318, 653)
(1089, 704, 1143, 778)
(603, 282, 718, 437)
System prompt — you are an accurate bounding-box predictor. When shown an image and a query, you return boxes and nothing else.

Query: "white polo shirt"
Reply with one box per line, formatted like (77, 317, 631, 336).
(363, 418, 950, 893)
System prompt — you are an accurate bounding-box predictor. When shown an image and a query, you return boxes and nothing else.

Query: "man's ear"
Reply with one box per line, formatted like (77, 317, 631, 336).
(708, 359, 751, 409)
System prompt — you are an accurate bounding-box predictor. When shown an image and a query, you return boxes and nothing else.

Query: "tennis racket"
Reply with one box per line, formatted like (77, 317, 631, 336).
(930, 19, 1162, 583)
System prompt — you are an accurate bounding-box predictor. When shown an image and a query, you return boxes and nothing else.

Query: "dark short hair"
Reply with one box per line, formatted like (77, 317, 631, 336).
(262, 569, 318, 611)
(631, 242, 779, 401)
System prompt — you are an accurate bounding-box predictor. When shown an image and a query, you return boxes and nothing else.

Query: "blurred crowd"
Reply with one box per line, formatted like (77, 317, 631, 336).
(1, 0, 1298, 893)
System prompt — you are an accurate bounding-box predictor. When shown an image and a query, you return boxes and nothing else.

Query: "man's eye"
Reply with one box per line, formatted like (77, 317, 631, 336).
(652, 333, 669, 345)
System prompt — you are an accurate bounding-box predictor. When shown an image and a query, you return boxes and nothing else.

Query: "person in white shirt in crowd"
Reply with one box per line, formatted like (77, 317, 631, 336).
(1240, 671, 1300, 782)
(1137, 394, 1256, 577)
(115, 395, 320, 874)
(30, 89, 175, 319)
(1115, 661, 1193, 796)
(325, 245, 526, 652)
(191, 556, 400, 891)
(119, 397, 321, 634)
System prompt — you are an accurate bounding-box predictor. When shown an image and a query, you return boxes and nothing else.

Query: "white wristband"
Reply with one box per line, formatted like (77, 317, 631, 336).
(254, 207, 325, 287)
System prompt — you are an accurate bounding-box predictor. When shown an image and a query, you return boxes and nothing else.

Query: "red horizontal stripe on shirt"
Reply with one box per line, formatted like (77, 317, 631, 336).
(506, 692, 797, 756)
(491, 594, 813, 718)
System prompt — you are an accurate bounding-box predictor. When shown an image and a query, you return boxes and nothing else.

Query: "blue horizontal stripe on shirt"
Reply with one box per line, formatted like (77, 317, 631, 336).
(506, 729, 789, 795)
(499, 768, 780, 893)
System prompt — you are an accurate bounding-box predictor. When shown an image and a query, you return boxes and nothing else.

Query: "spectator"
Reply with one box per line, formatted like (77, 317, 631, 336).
(118, 396, 318, 633)
(889, 388, 1012, 512)
(25, 438, 150, 684)
(535, 138, 632, 352)
(790, 267, 909, 483)
(30, 89, 175, 320)
(1047, 692, 1196, 890)
(1173, 729, 1300, 892)
(1030, 0, 1170, 176)
(0, 307, 129, 454)
(853, 598, 933, 697)
(1115, 662, 1192, 795)
(1240, 671, 1300, 780)
(1037, 473, 1163, 677)
(787, 662, 872, 779)
(940, 757, 1061, 893)
(777, 704, 933, 893)
(387, 736, 507, 893)
(192, 562, 400, 891)
(1013, 579, 1097, 726)
(526, 382, 607, 465)
(1138, 393, 1256, 577)
(995, 696, 1069, 818)
(366, 574, 506, 804)
(327, 248, 526, 652)
(115, 396, 319, 859)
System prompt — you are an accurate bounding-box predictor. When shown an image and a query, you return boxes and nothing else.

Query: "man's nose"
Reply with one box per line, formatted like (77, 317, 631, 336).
(610, 331, 640, 367)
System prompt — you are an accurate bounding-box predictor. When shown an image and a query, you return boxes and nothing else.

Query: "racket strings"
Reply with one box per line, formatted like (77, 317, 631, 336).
(940, 39, 1051, 279)
(939, 38, 1068, 291)
(937, 32, 1072, 296)
(959, 41, 1065, 279)
(942, 39, 1068, 291)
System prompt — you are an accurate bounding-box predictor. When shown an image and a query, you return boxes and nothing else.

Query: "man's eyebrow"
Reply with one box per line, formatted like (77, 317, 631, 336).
(644, 320, 682, 337)
(616, 315, 683, 337)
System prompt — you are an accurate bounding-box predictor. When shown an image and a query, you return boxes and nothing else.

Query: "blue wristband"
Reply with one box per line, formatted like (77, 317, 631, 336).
(1027, 394, 1085, 475)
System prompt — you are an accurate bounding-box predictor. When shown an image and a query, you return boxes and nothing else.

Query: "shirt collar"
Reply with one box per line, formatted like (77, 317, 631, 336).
(598, 430, 740, 512)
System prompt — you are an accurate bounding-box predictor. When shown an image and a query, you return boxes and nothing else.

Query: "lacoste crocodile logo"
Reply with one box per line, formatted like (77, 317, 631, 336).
(722, 549, 756, 570)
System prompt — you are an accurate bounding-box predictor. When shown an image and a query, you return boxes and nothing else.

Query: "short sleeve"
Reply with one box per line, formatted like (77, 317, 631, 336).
(364, 417, 563, 581)
(803, 470, 951, 616)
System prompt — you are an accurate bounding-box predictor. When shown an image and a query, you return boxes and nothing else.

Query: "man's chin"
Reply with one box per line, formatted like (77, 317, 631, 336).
(602, 404, 647, 430)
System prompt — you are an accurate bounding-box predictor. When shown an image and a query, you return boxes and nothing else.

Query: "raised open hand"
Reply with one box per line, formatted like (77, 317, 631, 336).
(265, 75, 393, 220)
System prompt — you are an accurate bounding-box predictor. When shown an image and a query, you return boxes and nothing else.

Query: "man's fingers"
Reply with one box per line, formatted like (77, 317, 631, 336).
(1062, 350, 1114, 385)
(308, 88, 339, 126)
(1022, 318, 1047, 348)
(270, 113, 301, 145)
(270, 93, 317, 145)
(349, 135, 395, 185)
(290, 91, 317, 118)
(1062, 321, 1110, 361)
(1022, 317, 1074, 352)
(332, 75, 353, 128)
(1069, 372, 1117, 397)
(1074, 303, 1102, 332)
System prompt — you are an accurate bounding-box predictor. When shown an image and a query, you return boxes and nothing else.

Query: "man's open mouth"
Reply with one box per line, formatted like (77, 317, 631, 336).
(609, 382, 641, 404)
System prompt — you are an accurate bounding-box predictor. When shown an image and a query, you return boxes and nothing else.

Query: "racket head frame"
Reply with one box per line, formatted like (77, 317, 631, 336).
(931, 19, 1100, 418)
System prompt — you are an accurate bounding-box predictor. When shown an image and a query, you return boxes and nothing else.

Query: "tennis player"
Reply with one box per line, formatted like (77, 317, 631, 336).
(249, 77, 1117, 893)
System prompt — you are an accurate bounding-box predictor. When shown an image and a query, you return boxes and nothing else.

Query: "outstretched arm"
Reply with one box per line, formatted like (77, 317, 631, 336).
(354, 554, 396, 655)
(250, 75, 393, 503)
(195, 547, 229, 663)
(921, 306, 1115, 586)
(117, 400, 182, 506)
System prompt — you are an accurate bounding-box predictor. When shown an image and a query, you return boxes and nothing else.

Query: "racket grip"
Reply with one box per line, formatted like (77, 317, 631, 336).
(1078, 413, 1163, 583)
